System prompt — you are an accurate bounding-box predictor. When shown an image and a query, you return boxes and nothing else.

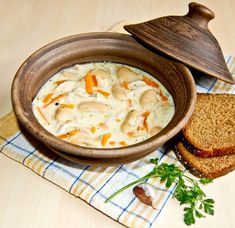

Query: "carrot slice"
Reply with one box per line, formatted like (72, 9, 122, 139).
(85, 72, 97, 94)
(92, 75, 98, 86)
(101, 133, 111, 147)
(127, 132, 135, 137)
(60, 104, 75, 109)
(143, 76, 159, 88)
(58, 130, 79, 139)
(141, 111, 150, 132)
(160, 89, 168, 101)
(90, 127, 97, 134)
(141, 111, 150, 118)
(143, 118, 149, 132)
(43, 93, 66, 108)
(54, 80, 67, 86)
(57, 134, 68, 139)
(42, 93, 53, 103)
(122, 81, 129, 90)
(85, 73, 94, 94)
(36, 107, 49, 124)
(96, 89, 110, 97)
(67, 129, 80, 136)
(109, 141, 116, 145)
(119, 141, 128, 146)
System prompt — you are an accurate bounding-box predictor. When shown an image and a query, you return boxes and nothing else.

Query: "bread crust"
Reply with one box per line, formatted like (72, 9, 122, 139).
(182, 93, 235, 158)
(181, 135, 235, 158)
(175, 142, 235, 179)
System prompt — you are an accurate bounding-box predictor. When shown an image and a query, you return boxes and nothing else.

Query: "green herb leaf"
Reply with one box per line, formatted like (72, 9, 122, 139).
(203, 203, 214, 215)
(149, 158, 159, 164)
(199, 178, 213, 184)
(195, 209, 205, 218)
(203, 198, 215, 204)
(199, 203, 203, 209)
(203, 199, 215, 215)
(184, 208, 195, 225)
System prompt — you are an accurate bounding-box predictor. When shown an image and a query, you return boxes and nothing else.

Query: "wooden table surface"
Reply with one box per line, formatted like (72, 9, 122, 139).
(0, 1, 234, 227)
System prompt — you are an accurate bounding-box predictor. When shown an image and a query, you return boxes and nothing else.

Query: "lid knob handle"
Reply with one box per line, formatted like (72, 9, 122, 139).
(186, 2, 215, 28)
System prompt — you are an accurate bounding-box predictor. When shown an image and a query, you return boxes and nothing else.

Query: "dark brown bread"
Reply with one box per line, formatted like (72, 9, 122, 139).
(175, 142, 235, 178)
(182, 93, 235, 158)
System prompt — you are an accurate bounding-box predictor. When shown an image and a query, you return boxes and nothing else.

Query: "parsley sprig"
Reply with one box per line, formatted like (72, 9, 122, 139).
(105, 158, 214, 225)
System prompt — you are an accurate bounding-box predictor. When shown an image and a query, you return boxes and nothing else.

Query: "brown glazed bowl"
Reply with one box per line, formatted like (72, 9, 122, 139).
(12, 32, 196, 165)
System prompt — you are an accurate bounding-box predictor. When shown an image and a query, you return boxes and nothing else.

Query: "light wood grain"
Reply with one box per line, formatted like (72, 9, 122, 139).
(0, 0, 235, 227)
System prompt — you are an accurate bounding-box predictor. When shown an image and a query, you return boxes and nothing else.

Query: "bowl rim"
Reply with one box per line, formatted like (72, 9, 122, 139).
(11, 32, 196, 160)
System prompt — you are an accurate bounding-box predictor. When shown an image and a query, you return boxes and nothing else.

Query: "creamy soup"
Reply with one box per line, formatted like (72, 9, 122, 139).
(32, 63, 175, 148)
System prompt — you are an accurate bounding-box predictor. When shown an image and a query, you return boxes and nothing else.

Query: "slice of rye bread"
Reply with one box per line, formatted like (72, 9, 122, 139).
(182, 93, 235, 158)
(175, 142, 235, 178)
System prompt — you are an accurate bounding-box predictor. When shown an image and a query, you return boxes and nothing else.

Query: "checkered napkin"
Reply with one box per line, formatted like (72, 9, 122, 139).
(0, 21, 235, 227)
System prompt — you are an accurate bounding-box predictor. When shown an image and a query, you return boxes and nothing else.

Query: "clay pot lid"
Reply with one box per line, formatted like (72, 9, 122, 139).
(124, 2, 235, 84)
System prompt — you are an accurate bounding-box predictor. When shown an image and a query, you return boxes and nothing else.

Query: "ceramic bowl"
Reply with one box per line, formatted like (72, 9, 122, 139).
(11, 32, 196, 165)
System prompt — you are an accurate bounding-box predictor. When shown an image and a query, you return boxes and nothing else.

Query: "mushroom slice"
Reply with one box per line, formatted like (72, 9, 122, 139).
(111, 84, 127, 100)
(121, 110, 139, 133)
(55, 107, 75, 122)
(54, 80, 78, 93)
(117, 67, 141, 83)
(139, 89, 159, 109)
(69, 132, 98, 147)
(80, 69, 111, 87)
(77, 101, 110, 112)
(150, 125, 163, 136)
(61, 71, 77, 80)
(128, 80, 146, 89)
(57, 120, 78, 134)
(91, 69, 111, 86)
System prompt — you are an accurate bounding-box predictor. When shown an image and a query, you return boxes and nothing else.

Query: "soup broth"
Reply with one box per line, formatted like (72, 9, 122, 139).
(32, 62, 175, 148)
